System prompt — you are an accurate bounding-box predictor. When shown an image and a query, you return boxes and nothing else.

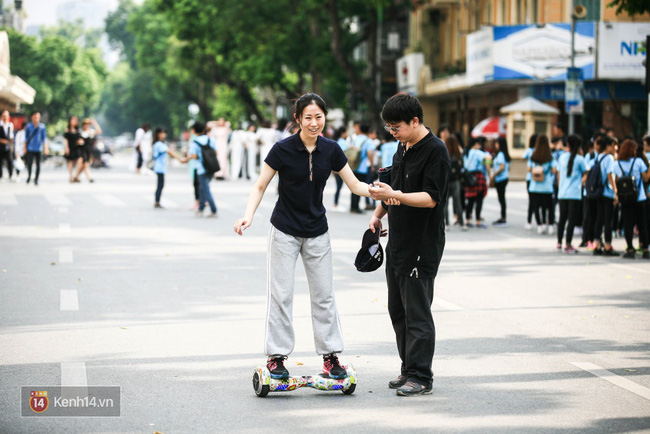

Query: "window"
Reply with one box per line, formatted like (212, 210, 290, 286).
(575, 0, 601, 21)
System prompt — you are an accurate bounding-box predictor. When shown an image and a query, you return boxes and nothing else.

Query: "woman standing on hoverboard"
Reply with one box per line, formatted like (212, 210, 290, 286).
(234, 93, 384, 380)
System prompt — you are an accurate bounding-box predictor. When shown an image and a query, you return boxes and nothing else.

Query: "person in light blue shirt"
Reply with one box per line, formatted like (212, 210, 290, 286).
(491, 137, 510, 226)
(350, 123, 375, 212)
(381, 135, 398, 169)
(24, 112, 48, 185)
(556, 135, 588, 253)
(588, 135, 619, 256)
(613, 139, 650, 258)
(464, 138, 491, 228)
(522, 134, 536, 229)
(152, 127, 185, 209)
(528, 134, 557, 234)
(332, 126, 349, 210)
(188, 122, 218, 216)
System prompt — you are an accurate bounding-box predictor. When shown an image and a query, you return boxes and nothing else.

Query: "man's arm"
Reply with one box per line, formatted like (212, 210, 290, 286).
(369, 183, 436, 208)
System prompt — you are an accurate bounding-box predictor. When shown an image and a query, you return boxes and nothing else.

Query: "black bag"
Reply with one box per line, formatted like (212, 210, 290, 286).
(616, 158, 638, 205)
(195, 139, 220, 175)
(585, 155, 606, 199)
(460, 168, 476, 188)
(450, 157, 462, 182)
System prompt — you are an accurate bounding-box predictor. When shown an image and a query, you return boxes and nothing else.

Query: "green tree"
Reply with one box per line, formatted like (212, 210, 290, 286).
(607, 0, 650, 16)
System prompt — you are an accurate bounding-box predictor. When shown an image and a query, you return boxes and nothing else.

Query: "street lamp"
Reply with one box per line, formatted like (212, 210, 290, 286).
(568, 5, 587, 135)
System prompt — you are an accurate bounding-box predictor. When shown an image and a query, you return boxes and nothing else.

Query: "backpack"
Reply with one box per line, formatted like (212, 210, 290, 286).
(195, 139, 220, 175)
(531, 165, 545, 182)
(616, 158, 638, 205)
(344, 146, 361, 171)
(585, 155, 606, 199)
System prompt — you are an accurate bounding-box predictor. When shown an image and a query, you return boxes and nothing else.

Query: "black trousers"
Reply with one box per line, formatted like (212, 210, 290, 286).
(495, 179, 508, 220)
(583, 198, 598, 243)
(193, 169, 200, 201)
(530, 192, 554, 225)
(155, 173, 165, 203)
(334, 174, 344, 206)
(526, 181, 540, 224)
(350, 171, 365, 211)
(621, 201, 648, 250)
(25, 151, 41, 183)
(0, 148, 12, 179)
(465, 196, 483, 221)
(594, 196, 615, 245)
(557, 199, 581, 245)
(136, 147, 143, 169)
(386, 256, 435, 387)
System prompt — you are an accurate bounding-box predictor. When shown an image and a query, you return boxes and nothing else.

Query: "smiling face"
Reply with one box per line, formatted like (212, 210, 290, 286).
(296, 103, 325, 139)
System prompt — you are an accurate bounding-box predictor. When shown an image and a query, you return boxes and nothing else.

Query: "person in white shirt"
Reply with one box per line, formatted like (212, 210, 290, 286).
(257, 121, 277, 169)
(229, 126, 246, 180)
(133, 123, 152, 174)
(0, 110, 15, 182)
(208, 117, 231, 180)
(242, 124, 258, 180)
(13, 122, 25, 181)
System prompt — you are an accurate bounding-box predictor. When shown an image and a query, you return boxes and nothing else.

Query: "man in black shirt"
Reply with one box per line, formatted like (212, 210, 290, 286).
(368, 93, 450, 396)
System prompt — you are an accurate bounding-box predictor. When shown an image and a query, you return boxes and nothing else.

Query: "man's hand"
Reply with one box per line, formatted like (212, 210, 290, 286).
(369, 181, 396, 202)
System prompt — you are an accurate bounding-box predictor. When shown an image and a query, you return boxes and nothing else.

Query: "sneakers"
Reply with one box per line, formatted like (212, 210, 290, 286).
(547, 225, 555, 235)
(323, 353, 347, 379)
(578, 241, 588, 248)
(564, 245, 578, 254)
(623, 249, 636, 259)
(556, 243, 562, 251)
(388, 375, 407, 389)
(603, 248, 620, 257)
(396, 381, 433, 396)
(537, 224, 547, 235)
(643, 251, 650, 259)
(492, 219, 507, 227)
(266, 356, 289, 379)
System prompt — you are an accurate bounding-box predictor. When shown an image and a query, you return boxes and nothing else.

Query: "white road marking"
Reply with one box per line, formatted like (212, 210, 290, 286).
(433, 297, 465, 311)
(61, 362, 87, 387)
(95, 193, 127, 208)
(0, 194, 17, 205)
(46, 193, 72, 206)
(59, 250, 74, 263)
(58, 223, 71, 234)
(60, 290, 79, 311)
(570, 362, 650, 401)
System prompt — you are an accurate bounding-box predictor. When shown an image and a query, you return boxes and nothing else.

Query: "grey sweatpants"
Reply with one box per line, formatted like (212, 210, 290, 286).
(265, 225, 344, 357)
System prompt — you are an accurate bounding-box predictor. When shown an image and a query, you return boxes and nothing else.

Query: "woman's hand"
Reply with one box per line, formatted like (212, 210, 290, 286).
(234, 217, 252, 235)
(368, 181, 396, 202)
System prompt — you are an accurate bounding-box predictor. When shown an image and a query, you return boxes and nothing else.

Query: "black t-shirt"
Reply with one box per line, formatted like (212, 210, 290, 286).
(265, 132, 348, 238)
(384, 130, 450, 278)
(64, 131, 82, 147)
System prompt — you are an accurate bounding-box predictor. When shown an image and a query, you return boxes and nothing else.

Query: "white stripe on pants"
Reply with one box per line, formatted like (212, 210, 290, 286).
(265, 225, 344, 357)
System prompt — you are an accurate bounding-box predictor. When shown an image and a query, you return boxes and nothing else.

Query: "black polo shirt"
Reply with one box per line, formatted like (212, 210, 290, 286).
(384, 130, 450, 278)
(265, 132, 347, 238)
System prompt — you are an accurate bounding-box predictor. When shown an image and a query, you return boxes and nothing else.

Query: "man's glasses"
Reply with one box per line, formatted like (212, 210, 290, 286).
(383, 124, 405, 133)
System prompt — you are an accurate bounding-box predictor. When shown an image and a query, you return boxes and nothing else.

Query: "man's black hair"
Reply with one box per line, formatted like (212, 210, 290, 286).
(192, 121, 205, 134)
(359, 123, 370, 134)
(381, 93, 424, 125)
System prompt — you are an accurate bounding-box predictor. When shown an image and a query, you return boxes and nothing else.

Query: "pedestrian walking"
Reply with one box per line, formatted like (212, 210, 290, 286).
(528, 134, 557, 235)
(491, 137, 510, 226)
(257, 120, 277, 171)
(74, 118, 101, 183)
(368, 93, 450, 396)
(613, 139, 650, 259)
(233, 93, 376, 382)
(208, 117, 231, 180)
(242, 124, 258, 180)
(556, 135, 588, 253)
(63, 116, 82, 183)
(332, 126, 349, 211)
(13, 122, 25, 182)
(187, 122, 218, 217)
(350, 123, 374, 213)
(24, 112, 48, 186)
(523, 134, 537, 229)
(133, 123, 151, 174)
(444, 134, 465, 228)
(0, 110, 15, 182)
(152, 127, 185, 208)
(464, 138, 491, 228)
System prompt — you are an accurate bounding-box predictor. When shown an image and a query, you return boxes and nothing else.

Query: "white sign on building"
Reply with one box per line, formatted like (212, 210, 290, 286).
(597, 22, 650, 80)
(466, 26, 494, 85)
(396, 53, 425, 95)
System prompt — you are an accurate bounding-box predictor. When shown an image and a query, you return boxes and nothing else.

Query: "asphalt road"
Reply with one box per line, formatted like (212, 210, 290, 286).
(1, 153, 649, 433)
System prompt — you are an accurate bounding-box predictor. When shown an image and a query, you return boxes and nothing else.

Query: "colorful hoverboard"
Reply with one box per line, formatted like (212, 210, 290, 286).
(252, 364, 357, 397)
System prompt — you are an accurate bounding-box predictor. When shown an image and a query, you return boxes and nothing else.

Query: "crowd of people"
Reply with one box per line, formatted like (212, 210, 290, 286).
(436, 121, 650, 259)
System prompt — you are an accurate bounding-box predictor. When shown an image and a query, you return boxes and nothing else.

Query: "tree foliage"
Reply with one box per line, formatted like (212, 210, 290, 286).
(6, 29, 107, 134)
(607, 0, 650, 16)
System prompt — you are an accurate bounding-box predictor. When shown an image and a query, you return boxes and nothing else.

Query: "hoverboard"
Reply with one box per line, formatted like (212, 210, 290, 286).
(252, 364, 357, 397)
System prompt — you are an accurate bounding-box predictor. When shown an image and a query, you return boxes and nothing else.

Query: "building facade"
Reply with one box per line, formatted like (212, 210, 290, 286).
(406, 0, 649, 152)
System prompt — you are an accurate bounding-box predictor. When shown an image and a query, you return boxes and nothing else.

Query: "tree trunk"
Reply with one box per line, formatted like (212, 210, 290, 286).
(326, 0, 382, 129)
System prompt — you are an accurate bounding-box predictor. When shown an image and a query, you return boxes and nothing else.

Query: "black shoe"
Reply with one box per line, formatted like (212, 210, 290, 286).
(593, 248, 603, 256)
(396, 381, 433, 396)
(266, 356, 289, 380)
(623, 249, 635, 259)
(643, 251, 650, 259)
(578, 241, 588, 248)
(603, 248, 620, 257)
(350, 209, 364, 214)
(388, 375, 407, 389)
(323, 353, 347, 379)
